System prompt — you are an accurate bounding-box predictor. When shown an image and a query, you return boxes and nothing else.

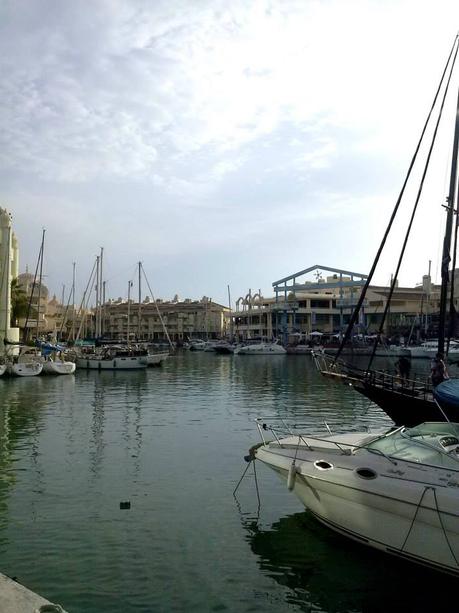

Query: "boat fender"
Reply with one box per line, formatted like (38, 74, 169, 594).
(244, 442, 264, 462)
(287, 462, 299, 491)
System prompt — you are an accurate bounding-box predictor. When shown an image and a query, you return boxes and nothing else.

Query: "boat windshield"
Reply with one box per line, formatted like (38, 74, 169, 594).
(364, 422, 459, 469)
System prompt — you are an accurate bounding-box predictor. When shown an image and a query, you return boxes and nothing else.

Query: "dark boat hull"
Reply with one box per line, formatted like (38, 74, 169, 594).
(353, 381, 457, 427)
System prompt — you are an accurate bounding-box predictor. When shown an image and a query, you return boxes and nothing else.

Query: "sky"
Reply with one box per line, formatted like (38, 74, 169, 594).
(2, 0, 459, 307)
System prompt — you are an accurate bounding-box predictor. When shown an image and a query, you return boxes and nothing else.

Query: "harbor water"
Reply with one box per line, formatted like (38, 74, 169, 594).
(0, 352, 457, 612)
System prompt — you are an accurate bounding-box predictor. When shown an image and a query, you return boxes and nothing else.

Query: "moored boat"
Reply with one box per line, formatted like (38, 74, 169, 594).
(234, 340, 286, 355)
(143, 351, 169, 366)
(42, 359, 76, 375)
(76, 345, 148, 370)
(251, 418, 459, 576)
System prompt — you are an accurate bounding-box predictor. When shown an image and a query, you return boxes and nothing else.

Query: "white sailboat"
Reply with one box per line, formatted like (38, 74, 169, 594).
(8, 347, 43, 377)
(234, 340, 286, 355)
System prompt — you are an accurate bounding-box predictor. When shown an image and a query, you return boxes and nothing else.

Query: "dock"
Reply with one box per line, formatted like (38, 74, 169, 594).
(0, 572, 67, 612)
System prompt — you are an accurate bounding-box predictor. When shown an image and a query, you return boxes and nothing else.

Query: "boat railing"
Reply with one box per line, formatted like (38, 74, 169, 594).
(312, 351, 434, 400)
(254, 417, 383, 455)
(364, 369, 433, 400)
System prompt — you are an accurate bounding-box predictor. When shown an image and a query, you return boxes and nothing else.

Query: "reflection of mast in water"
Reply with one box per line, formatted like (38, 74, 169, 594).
(0, 379, 48, 533)
(89, 377, 106, 478)
(120, 373, 145, 478)
(88, 371, 147, 479)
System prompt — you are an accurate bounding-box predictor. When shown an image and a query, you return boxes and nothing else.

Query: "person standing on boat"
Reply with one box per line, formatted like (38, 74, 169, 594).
(396, 356, 411, 385)
(431, 353, 448, 387)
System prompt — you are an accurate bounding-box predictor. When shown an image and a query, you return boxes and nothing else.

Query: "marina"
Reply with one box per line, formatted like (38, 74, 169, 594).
(1, 351, 458, 613)
(3, 6, 459, 612)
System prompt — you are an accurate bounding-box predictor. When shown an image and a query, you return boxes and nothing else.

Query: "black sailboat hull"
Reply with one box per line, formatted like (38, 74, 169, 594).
(353, 381, 456, 427)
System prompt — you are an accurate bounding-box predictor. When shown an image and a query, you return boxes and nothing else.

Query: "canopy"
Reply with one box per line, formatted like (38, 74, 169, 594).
(433, 379, 459, 409)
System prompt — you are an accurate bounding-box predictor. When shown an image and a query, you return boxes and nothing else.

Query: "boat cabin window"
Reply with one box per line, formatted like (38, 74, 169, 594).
(363, 423, 459, 469)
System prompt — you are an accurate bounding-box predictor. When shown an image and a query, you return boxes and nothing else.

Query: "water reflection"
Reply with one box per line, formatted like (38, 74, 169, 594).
(244, 511, 458, 613)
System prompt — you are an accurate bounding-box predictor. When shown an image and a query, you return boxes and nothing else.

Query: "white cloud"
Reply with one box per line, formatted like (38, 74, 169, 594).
(2, 0, 459, 301)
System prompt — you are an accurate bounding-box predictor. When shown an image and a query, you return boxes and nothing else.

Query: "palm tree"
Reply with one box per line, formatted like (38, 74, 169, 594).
(10, 278, 33, 327)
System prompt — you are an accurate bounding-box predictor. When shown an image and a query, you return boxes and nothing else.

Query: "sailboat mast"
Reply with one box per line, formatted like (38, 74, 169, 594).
(71, 262, 76, 340)
(35, 229, 45, 341)
(99, 247, 104, 337)
(138, 261, 141, 340)
(227, 284, 233, 342)
(127, 280, 132, 344)
(438, 86, 459, 356)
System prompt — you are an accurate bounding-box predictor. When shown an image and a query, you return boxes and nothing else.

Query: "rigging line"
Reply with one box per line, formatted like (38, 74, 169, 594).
(58, 263, 84, 340)
(333, 34, 459, 366)
(140, 264, 174, 350)
(75, 264, 97, 342)
(72, 258, 98, 342)
(367, 42, 459, 370)
(23, 231, 45, 341)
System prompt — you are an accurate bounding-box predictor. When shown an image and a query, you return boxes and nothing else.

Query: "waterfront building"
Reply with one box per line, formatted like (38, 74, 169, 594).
(100, 296, 229, 341)
(0, 207, 20, 351)
(16, 271, 49, 337)
(232, 265, 447, 343)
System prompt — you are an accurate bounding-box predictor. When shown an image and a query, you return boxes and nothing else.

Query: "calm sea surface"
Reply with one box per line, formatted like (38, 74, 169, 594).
(0, 352, 457, 612)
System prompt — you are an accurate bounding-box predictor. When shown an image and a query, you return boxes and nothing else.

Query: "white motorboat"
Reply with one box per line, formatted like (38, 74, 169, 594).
(143, 351, 169, 366)
(42, 359, 76, 375)
(188, 339, 206, 351)
(76, 346, 148, 370)
(251, 419, 459, 576)
(409, 340, 459, 360)
(234, 341, 286, 355)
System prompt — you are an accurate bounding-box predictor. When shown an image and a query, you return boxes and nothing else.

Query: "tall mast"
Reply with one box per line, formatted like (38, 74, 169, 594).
(99, 247, 104, 337)
(227, 284, 233, 342)
(71, 262, 76, 340)
(438, 86, 459, 356)
(35, 229, 45, 341)
(127, 280, 133, 344)
(138, 261, 141, 340)
(95, 255, 100, 338)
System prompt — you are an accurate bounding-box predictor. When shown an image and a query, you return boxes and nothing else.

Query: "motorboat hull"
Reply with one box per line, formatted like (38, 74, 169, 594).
(235, 343, 286, 355)
(144, 352, 169, 366)
(255, 432, 459, 577)
(42, 361, 76, 375)
(76, 356, 147, 370)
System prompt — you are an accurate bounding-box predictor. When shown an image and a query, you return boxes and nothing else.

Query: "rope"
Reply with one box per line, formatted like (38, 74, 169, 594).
(432, 487, 459, 567)
(233, 458, 261, 512)
(233, 461, 252, 496)
(402, 485, 459, 568)
(401, 486, 431, 551)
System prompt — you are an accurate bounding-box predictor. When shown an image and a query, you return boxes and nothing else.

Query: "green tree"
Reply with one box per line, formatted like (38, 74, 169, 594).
(10, 278, 33, 326)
